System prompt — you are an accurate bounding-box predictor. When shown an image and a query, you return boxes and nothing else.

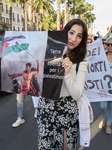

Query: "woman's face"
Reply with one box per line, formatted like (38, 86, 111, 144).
(107, 39, 112, 52)
(68, 24, 83, 51)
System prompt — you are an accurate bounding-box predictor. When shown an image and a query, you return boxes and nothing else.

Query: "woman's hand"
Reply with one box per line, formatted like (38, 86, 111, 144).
(62, 57, 73, 76)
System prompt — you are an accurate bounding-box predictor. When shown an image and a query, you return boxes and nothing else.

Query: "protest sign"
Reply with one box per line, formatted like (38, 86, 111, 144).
(0, 31, 67, 100)
(84, 38, 112, 102)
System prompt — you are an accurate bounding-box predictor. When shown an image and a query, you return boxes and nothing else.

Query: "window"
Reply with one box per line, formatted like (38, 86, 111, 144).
(27, 24, 29, 30)
(27, 14, 29, 21)
(6, 5, 8, 14)
(18, 27, 20, 31)
(2, 4, 4, 12)
(2, 17, 5, 23)
(17, 14, 19, 22)
(13, 26, 15, 31)
(13, 13, 15, 21)
(6, 18, 9, 24)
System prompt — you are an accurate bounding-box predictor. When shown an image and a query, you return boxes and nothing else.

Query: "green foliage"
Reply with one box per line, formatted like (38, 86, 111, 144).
(38, 10, 57, 31)
(60, 10, 64, 25)
(83, 12, 96, 23)
(2, 23, 9, 31)
(33, 0, 55, 12)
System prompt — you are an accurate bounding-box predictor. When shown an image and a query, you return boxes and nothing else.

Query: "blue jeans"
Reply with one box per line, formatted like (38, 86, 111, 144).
(17, 94, 25, 118)
(99, 101, 112, 125)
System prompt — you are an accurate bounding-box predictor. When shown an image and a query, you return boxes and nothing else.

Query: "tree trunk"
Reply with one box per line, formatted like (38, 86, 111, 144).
(40, 7, 44, 19)
(0, 2, 3, 30)
(9, 4, 12, 31)
(22, 3, 25, 31)
(57, 0, 60, 30)
(72, 14, 74, 19)
(40, 4, 44, 31)
(28, 0, 33, 31)
(80, 14, 83, 19)
(65, 1, 69, 25)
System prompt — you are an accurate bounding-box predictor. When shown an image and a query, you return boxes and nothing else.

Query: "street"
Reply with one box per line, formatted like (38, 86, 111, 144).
(0, 91, 112, 150)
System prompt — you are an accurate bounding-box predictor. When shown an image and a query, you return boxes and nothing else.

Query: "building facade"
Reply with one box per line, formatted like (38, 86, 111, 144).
(1, 1, 40, 31)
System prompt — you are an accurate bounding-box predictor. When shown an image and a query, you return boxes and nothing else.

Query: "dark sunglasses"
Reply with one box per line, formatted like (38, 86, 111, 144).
(106, 43, 112, 47)
(103, 42, 106, 44)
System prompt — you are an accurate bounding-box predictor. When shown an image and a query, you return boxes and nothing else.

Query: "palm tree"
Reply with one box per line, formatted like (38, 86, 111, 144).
(33, 0, 55, 20)
(75, 0, 87, 19)
(27, 0, 33, 31)
(86, 2, 94, 13)
(61, 0, 73, 25)
(83, 2, 95, 35)
(60, 10, 64, 26)
(57, 0, 60, 30)
(65, 0, 70, 25)
(69, 0, 79, 19)
(38, 9, 57, 31)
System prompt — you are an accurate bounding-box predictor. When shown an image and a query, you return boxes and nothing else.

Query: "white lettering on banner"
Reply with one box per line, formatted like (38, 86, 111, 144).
(83, 39, 112, 102)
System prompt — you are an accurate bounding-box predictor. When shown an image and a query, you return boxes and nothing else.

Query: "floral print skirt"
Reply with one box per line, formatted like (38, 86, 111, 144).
(37, 96, 79, 150)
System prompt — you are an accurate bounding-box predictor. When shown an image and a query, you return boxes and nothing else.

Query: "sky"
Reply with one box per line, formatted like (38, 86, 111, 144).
(54, 0, 112, 35)
(86, 0, 112, 35)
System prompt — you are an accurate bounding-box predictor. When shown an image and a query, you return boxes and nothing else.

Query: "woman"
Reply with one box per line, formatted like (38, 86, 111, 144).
(99, 36, 112, 134)
(37, 19, 88, 150)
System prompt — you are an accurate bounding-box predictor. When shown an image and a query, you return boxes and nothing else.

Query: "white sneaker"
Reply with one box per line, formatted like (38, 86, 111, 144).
(12, 117, 25, 127)
(34, 108, 38, 118)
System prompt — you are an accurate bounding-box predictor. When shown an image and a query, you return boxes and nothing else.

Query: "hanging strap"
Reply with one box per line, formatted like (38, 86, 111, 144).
(76, 63, 79, 74)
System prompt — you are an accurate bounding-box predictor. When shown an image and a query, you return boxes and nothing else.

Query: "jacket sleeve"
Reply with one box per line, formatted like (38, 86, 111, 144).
(64, 61, 88, 100)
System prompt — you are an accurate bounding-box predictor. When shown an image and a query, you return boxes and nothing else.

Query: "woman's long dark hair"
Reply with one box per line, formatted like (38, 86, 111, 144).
(63, 19, 87, 63)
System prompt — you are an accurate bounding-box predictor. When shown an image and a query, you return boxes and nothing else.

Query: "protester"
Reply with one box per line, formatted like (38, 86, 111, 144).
(93, 36, 98, 41)
(10, 60, 40, 127)
(37, 18, 88, 150)
(87, 38, 92, 44)
(99, 35, 112, 134)
(32, 96, 39, 118)
(102, 39, 108, 52)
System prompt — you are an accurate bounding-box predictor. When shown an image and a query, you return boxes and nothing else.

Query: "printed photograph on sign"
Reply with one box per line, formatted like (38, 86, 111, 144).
(1, 31, 48, 97)
(0, 31, 67, 100)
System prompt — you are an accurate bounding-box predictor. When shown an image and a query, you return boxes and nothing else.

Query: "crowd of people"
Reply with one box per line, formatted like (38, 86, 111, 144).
(10, 18, 112, 150)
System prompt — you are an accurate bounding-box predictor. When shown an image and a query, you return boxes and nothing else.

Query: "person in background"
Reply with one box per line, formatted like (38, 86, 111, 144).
(87, 38, 92, 44)
(99, 35, 112, 134)
(93, 36, 98, 41)
(37, 18, 88, 150)
(102, 39, 108, 52)
(32, 96, 40, 118)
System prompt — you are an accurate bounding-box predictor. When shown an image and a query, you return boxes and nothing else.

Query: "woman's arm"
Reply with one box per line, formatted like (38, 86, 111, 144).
(64, 61, 88, 100)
